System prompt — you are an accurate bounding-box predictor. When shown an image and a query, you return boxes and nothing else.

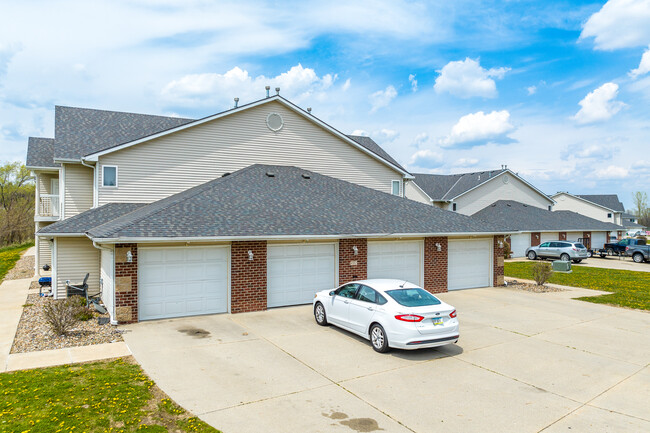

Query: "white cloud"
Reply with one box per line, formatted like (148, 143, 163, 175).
(408, 74, 418, 92)
(562, 143, 617, 161)
(351, 129, 369, 136)
(412, 132, 429, 147)
(439, 110, 515, 147)
(342, 78, 351, 91)
(596, 165, 629, 178)
(573, 82, 625, 124)
(434, 58, 510, 98)
(375, 128, 400, 142)
(409, 149, 444, 168)
(454, 158, 479, 168)
(580, 0, 650, 50)
(629, 47, 650, 78)
(0, 43, 21, 78)
(368, 85, 397, 112)
(527, 86, 537, 95)
(162, 64, 336, 107)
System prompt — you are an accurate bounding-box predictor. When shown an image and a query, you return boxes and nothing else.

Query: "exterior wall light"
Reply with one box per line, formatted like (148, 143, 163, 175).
(498, 240, 504, 248)
(352, 246, 358, 256)
(126, 250, 133, 263)
(248, 250, 254, 261)
(435, 243, 442, 252)
(535, 234, 539, 239)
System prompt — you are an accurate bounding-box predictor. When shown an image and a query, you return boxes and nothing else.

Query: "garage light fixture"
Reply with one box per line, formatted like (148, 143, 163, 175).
(498, 240, 504, 248)
(248, 250, 254, 261)
(126, 250, 133, 263)
(435, 243, 442, 252)
(352, 246, 358, 255)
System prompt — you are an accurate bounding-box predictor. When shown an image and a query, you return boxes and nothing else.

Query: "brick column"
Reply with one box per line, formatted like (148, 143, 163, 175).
(559, 232, 567, 241)
(231, 241, 267, 313)
(115, 243, 138, 324)
(493, 236, 505, 286)
(339, 238, 367, 285)
(424, 237, 447, 294)
(617, 231, 623, 240)
(531, 232, 541, 246)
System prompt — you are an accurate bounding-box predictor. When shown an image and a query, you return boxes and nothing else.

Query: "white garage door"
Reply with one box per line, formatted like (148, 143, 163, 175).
(139, 246, 229, 321)
(448, 239, 492, 290)
(566, 232, 582, 242)
(509, 234, 530, 258)
(367, 241, 423, 286)
(541, 232, 558, 244)
(591, 232, 607, 249)
(267, 244, 336, 308)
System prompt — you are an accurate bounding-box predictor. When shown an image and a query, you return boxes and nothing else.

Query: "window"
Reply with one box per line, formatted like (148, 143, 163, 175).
(391, 180, 401, 196)
(102, 165, 117, 187)
(385, 288, 441, 307)
(548, 206, 552, 211)
(540, 242, 550, 247)
(335, 284, 359, 298)
(607, 213, 612, 218)
(452, 203, 457, 212)
(356, 285, 378, 303)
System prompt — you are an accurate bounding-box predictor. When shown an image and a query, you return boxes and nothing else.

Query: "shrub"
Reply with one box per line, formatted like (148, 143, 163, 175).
(75, 307, 94, 321)
(43, 297, 82, 335)
(531, 262, 553, 286)
(503, 240, 512, 259)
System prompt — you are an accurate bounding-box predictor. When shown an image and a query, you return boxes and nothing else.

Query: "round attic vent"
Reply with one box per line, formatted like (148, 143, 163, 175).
(266, 112, 284, 132)
(502, 174, 510, 184)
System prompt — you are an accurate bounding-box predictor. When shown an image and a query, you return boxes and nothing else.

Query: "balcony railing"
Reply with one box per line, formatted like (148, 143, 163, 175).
(39, 194, 60, 217)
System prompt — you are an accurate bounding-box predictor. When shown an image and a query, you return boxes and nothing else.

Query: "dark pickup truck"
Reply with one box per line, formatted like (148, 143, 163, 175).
(601, 238, 646, 256)
(626, 244, 650, 263)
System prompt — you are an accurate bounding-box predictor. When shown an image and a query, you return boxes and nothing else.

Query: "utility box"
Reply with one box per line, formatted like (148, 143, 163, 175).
(552, 260, 572, 273)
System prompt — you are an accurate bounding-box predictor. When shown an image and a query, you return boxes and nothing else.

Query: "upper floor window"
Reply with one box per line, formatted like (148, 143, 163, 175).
(391, 180, 401, 196)
(452, 203, 457, 212)
(102, 165, 118, 187)
(548, 206, 552, 211)
(607, 213, 612, 218)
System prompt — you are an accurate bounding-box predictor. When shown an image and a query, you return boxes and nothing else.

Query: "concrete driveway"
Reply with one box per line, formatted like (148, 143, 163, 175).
(123, 287, 650, 433)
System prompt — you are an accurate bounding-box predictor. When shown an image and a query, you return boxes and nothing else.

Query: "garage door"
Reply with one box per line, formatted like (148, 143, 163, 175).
(591, 232, 607, 249)
(448, 239, 492, 290)
(367, 241, 423, 286)
(541, 232, 558, 244)
(508, 234, 530, 258)
(267, 244, 336, 308)
(139, 246, 229, 321)
(566, 232, 582, 242)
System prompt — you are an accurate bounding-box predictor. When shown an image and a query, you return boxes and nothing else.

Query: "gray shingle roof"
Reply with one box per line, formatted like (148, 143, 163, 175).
(54, 106, 194, 160)
(79, 165, 508, 240)
(26, 137, 58, 168)
(576, 194, 625, 212)
(472, 200, 625, 232)
(347, 135, 408, 173)
(38, 203, 146, 235)
(414, 169, 508, 201)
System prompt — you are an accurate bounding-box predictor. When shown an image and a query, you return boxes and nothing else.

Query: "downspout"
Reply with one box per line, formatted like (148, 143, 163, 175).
(91, 240, 118, 325)
(80, 159, 97, 208)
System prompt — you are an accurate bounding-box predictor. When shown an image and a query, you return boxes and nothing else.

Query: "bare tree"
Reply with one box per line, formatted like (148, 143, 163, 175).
(633, 191, 650, 229)
(0, 162, 35, 246)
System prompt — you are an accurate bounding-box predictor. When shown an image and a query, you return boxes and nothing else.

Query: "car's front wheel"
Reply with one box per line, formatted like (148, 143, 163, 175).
(527, 251, 537, 260)
(370, 324, 389, 353)
(560, 253, 570, 262)
(314, 302, 328, 326)
(633, 253, 644, 263)
(607, 248, 614, 256)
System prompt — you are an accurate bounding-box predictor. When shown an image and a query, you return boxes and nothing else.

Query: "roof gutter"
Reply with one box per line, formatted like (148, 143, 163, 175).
(53, 158, 82, 164)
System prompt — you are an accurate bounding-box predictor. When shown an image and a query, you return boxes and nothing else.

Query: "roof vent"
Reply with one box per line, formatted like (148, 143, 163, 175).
(234, 97, 239, 108)
(307, 107, 312, 114)
(221, 172, 231, 177)
(506, 203, 511, 207)
(301, 173, 311, 179)
(266, 172, 275, 177)
(275, 87, 280, 95)
(265, 86, 270, 98)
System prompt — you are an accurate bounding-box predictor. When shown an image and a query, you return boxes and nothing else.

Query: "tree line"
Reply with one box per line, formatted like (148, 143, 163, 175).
(632, 191, 650, 229)
(0, 162, 34, 247)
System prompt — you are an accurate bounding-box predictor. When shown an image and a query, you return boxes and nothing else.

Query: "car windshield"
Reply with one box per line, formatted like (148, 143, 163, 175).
(575, 243, 586, 249)
(385, 288, 441, 307)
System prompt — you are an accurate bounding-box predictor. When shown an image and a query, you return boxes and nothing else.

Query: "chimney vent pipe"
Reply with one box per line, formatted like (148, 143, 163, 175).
(275, 87, 280, 95)
(307, 107, 312, 114)
(234, 97, 239, 108)
(265, 86, 270, 98)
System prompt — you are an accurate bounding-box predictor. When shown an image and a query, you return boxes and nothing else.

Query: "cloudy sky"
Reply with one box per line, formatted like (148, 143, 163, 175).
(1, 0, 649, 208)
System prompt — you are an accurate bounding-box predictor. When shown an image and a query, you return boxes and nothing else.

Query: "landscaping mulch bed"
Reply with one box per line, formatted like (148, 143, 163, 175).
(11, 293, 124, 354)
(4, 254, 34, 280)
(504, 280, 565, 293)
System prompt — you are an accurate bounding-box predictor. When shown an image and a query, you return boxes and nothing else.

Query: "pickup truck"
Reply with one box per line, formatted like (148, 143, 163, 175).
(599, 238, 647, 257)
(626, 244, 650, 263)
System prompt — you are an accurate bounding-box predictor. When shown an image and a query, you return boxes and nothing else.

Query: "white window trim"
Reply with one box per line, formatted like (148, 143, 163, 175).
(102, 165, 118, 188)
(391, 180, 402, 196)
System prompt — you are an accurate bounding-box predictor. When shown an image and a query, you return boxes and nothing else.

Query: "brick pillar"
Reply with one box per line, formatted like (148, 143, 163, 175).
(339, 239, 367, 285)
(231, 241, 267, 313)
(559, 232, 567, 241)
(424, 237, 447, 294)
(617, 231, 623, 240)
(582, 232, 592, 249)
(531, 232, 541, 246)
(115, 243, 138, 324)
(493, 236, 505, 286)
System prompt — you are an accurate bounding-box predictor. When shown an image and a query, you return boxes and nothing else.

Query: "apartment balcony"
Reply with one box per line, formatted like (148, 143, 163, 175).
(36, 194, 61, 221)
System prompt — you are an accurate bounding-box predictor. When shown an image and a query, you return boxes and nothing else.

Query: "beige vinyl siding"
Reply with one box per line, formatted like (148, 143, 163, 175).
(55, 237, 100, 298)
(37, 222, 53, 270)
(98, 101, 403, 205)
(455, 174, 553, 216)
(38, 173, 58, 195)
(63, 164, 93, 219)
(405, 181, 432, 205)
(553, 193, 616, 223)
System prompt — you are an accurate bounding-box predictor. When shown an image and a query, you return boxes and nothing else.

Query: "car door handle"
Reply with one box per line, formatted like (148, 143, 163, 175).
(343, 300, 349, 304)
(367, 307, 374, 311)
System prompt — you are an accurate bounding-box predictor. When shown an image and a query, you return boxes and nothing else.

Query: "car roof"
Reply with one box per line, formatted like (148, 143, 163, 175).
(348, 279, 422, 292)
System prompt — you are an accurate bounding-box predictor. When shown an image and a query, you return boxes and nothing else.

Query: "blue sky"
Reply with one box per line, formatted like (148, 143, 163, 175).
(1, 0, 649, 209)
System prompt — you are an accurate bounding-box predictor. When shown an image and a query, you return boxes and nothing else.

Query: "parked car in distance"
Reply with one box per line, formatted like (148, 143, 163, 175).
(313, 279, 459, 353)
(603, 238, 647, 256)
(626, 244, 650, 263)
(525, 241, 589, 263)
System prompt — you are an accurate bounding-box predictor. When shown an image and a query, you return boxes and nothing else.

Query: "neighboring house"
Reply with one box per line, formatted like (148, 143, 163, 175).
(550, 193, 626, 227)
(473, 201, 624, 257)
(413, 168, 555, 215)
(27, 95, 509, 324)
(622, 212, 647, 233)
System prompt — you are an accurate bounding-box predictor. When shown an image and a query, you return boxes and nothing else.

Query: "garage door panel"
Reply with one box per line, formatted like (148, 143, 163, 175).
(448, 239, 491, 290)
(368, 241, 422, 286)
(139, 246, 229, 321)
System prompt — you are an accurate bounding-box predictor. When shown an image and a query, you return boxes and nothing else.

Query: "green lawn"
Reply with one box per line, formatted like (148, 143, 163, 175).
(0, 358, 219, 433)
(0, 241, 34, 283)
(505, 261, 650, 311)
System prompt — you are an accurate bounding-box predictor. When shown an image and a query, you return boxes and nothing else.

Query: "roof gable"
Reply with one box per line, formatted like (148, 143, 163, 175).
(551, 192, 624, 213)
(26, 137, 58, 169)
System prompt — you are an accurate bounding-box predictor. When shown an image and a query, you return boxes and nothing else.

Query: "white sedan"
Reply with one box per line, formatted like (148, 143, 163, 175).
(313, 279, 459, 353)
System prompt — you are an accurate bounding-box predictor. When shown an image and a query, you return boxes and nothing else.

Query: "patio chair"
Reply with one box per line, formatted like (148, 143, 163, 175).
(66, 273, 89, 304)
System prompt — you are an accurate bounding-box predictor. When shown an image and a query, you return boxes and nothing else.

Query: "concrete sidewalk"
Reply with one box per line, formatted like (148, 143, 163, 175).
(1, 247, 130, 372)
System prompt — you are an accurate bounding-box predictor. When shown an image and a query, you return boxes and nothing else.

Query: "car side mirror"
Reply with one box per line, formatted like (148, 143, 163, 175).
(329, 291, 336, 296)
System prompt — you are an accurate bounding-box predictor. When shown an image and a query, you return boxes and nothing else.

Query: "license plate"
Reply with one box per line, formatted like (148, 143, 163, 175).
(432, 317, 444, 326)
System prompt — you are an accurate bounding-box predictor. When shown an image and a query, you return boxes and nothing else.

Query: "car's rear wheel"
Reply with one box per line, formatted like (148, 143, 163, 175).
(587, 251, 593, 258)
(527, 251, 537, 260)
(560, 253, 570, 262)
(607, 248, 614, 256)
(633, 253, 644, 263)
(314, 302, 328, 326)
(370, 324, 389, 353)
